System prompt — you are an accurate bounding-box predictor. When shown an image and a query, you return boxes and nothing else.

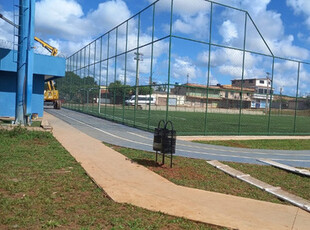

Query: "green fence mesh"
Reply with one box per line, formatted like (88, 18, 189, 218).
(57, 0, 310, 136)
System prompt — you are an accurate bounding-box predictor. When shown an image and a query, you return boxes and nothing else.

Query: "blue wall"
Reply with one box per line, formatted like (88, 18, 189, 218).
(0, 48, 65, 118)
(0, 71, 16, 117)
(0, 72, 44, 117)
(0, 48, 65, 77)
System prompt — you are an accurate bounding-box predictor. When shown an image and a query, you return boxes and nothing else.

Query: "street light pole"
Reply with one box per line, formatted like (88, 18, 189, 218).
(134, 52, 143, 110)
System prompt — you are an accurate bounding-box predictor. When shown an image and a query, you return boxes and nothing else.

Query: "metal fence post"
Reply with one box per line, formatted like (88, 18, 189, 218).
(267, 57, 275, 134)
(122, 21, 129, 124)
(166, 0, 174, 122)
(204, 1, 213, 135)
(238, 12, 248, 135)
(93, 40, 97, 114)
(87, 43, 91, 112)
(113, 27, 118, 119)
(98, 36, 103, 114)
(294, 62, 301, 134)
(148, 4, 156, 131)
(105, 32, 110, 118)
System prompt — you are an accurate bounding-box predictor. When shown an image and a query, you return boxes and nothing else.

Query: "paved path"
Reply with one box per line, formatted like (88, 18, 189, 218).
(45, 112, 310, 230)
(46, 108, 310, 168)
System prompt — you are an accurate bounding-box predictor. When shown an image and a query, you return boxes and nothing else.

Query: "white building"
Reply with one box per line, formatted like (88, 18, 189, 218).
(231, 78, 273, 109)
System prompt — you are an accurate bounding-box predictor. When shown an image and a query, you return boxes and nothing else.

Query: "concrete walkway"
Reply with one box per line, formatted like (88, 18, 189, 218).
(45, 112, 310, 230)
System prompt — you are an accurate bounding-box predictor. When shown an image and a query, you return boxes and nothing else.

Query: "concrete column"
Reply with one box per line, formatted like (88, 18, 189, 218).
(15, 0, 34, 124)
(25, 0, 35, 120)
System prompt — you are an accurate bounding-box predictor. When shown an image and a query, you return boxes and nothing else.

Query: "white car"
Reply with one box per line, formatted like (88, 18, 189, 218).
(125, 95, 156, 105)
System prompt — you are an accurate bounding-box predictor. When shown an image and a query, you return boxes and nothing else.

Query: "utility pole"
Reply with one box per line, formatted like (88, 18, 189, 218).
(134, 52, 143, 110)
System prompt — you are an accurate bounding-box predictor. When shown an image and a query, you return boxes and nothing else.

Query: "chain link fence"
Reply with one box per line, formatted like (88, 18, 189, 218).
(58, 0, 310, 135)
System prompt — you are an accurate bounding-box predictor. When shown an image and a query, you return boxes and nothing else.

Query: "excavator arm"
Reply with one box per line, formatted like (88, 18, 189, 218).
(34, 37, 58, 56)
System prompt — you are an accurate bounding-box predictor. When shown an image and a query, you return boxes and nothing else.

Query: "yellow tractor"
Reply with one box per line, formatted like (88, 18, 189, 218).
(0, 13, 61, 109)
(44, 81, 61, 109)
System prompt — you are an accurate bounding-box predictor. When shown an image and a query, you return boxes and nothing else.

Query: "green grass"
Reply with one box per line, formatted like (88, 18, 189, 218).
(106, 143, 310, 205)
(64, 103, 310, 135)
(31, 121, 41, 127)
(0, 128, 224, 229)
(193, 139, 310, 150)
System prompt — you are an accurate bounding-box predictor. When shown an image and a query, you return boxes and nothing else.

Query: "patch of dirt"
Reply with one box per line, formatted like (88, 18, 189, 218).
(33, 138, 49, 146)
(149, 162, 206, 181)
(20, 138, 48, 147)
(223, 141, 249, 148)
(0, 188, 10, 197)
(11, 192, 27, 199)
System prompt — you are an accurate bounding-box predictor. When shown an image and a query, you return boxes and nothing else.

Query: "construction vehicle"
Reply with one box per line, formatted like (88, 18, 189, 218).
(0, 13, 61, 109)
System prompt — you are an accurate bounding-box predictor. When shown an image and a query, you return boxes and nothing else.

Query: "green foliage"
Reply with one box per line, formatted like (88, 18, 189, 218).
(305, 97, 310, 108)
(132, 85, 154, 95)
(107, 81, 154, 104)
(55, 71, 99, 103)
(108, 80, 132, 104)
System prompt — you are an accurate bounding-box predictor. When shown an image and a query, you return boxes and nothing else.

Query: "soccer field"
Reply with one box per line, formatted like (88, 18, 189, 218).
(65, 104, 310, 135)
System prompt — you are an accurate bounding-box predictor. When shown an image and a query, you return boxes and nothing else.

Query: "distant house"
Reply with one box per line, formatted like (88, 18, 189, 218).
(171, 83, 255, 109)
(231, 78, 273, 109)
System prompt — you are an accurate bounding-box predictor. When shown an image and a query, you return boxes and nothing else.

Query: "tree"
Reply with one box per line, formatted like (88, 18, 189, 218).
(305, 97, 310, 109)
(131, 85, 154, 95)
(108, 80, 132, 104)
(55, 71, 99, 103)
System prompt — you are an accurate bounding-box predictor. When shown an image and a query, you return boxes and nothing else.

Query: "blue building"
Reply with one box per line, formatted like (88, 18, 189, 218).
(0, 48, 65, 118)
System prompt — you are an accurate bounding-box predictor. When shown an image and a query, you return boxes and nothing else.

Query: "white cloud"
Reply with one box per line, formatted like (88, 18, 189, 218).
(219, 20, 238, 43)
(199, 49, 257, 69)
(148, 0, 210, 16)
(0, 0, 134, 56)
(287, 0, 310, 27)
(35, 0, 86, 39)
(269, 35, 309, 59)
(148, 0, 211, 39)
(208, 72, 219, 85)
(172, 56, 200, 81)
(86, 0, 131, 36)
(35, 0, 131, 41)
(216, 0, 271, 16)
(210, 0, 309, 60)
(33, 0, 169, 58)
(173, 12, 209, 39)
(42, 39, 92, 57)
(0, 10, 14, 46)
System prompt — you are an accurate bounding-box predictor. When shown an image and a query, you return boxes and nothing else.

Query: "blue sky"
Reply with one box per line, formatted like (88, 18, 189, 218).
(0, 0, 309, 57)
(0, 0, 310, 96)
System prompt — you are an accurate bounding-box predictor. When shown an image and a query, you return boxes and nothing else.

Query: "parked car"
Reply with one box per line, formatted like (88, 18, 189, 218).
(125, 95, 156, 105)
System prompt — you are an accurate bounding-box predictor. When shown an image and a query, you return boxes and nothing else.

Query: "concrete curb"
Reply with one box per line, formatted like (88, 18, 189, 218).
(41, 119, 53, 131)
(178, 135, 310, 141)
(207, 160, 310, 213)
